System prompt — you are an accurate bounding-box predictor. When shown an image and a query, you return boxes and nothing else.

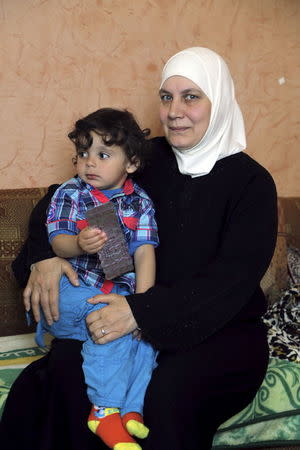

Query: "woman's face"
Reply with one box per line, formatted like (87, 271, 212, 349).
(159, 75, 211, 150)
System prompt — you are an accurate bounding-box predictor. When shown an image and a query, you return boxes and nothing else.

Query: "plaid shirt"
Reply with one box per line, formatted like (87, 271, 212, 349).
(47, 176, 159, 293)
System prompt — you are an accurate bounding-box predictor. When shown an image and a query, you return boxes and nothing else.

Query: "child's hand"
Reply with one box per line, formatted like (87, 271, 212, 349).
(78, 227, 107, 254)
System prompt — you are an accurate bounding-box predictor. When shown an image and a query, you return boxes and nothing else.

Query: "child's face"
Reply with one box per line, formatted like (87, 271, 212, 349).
(75, 131, 137, 190)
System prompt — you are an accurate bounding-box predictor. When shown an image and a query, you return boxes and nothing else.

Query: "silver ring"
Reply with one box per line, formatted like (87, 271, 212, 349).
(101, 328, 106, 336)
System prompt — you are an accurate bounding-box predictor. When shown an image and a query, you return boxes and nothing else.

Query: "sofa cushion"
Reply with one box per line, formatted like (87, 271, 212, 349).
(288, 246, 300, 287)
(281, 197, 300, 249)
(0, 188, 47, 336)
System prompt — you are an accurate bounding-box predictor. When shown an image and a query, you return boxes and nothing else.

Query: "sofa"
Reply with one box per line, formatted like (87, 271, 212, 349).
(0, 187, 299, 449)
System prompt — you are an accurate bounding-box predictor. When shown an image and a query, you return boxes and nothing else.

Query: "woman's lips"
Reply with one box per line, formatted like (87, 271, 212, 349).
(169, 126, 189, 132)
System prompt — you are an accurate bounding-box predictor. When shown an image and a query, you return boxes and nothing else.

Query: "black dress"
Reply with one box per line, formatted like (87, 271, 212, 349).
(1, 137, 277, 450)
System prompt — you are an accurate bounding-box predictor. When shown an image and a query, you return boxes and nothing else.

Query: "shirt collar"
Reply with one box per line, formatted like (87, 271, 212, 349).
(78, 177, 135, 203)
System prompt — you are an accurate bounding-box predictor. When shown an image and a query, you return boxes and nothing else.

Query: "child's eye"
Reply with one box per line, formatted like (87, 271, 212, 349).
(99, 152, 110, 159)
(77, 151, 88, 158)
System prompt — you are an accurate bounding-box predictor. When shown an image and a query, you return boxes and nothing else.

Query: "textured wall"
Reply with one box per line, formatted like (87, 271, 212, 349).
(1, 0, 299, 195)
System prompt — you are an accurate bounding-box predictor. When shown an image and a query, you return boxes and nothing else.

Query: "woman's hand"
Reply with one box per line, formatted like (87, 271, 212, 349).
(86, 294, 138, 344)
(23, 257, 79, 325)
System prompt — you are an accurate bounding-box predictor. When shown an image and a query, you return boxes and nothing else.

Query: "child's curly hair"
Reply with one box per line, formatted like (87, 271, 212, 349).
(68, 108, 151, 173)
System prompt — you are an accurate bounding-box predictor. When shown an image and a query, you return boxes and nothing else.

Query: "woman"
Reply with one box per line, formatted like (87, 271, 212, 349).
(1, 47, 277, 450)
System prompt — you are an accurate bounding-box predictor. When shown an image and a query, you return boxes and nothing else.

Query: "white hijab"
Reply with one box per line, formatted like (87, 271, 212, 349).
(160, 47, 246, 177)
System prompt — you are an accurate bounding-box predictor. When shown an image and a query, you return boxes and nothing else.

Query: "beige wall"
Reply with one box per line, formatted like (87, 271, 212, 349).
(1, 0, 299, 195)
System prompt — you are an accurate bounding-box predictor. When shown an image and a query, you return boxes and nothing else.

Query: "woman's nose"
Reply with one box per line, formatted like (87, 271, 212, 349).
(168, 98, 184, 119)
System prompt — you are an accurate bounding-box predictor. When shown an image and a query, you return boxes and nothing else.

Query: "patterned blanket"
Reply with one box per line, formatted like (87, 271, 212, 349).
(263, 286, 299, 363)
(0, 333, 51, 416)
(213, 286, 300, 448)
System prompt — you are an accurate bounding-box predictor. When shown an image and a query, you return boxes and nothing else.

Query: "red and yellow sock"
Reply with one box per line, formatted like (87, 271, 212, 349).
(122, 412, 149, 439)
(88, 406, 141, 449)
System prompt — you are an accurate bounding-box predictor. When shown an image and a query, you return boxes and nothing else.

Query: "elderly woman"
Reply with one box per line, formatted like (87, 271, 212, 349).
(1, 47, 277, 450)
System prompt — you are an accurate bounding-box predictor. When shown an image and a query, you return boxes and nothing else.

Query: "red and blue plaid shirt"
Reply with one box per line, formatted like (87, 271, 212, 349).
(47, 176, 159, 293)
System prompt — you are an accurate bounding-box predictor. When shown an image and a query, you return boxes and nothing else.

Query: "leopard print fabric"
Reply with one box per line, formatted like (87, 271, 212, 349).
(263, 285, 300, 363)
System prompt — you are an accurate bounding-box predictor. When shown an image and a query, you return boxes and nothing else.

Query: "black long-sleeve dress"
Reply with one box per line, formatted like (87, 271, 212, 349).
(1, 137, 277, 450)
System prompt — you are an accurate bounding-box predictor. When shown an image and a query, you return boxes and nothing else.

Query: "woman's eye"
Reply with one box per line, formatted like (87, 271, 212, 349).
(99, 152, 109, 159)
(78, 151, 88, 158)
(160, 94, 172, 102)
(184, 94, 199, 101)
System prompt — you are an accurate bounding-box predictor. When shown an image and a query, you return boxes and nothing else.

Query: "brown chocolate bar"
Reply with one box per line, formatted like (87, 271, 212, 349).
(86, 203, 134, 280)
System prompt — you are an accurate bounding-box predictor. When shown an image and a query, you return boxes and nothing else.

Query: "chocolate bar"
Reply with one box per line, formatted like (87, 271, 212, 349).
(86, 202, 134, 280)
